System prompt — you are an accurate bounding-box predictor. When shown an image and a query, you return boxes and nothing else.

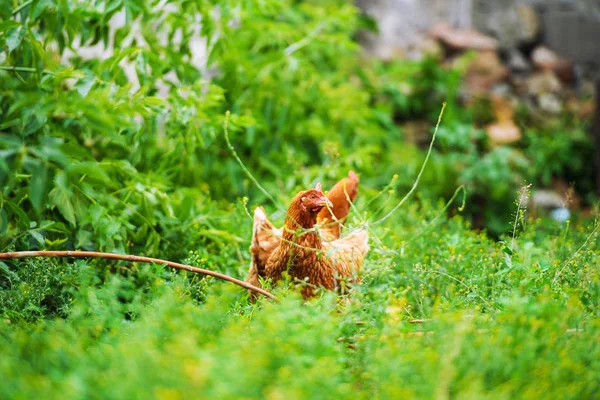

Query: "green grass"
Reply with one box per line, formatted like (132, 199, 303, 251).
(1, 201, 600, 399)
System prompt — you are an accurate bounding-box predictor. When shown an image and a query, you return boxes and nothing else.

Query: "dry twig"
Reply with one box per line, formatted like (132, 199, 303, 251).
(0, 250, 277, 300)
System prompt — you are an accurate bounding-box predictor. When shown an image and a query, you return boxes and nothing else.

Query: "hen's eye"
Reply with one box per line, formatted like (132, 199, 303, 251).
(310, 195, 315, 199)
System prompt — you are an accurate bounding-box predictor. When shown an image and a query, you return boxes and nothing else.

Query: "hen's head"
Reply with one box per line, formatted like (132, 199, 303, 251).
(285, 183, 334, 231)
(298, 183, 333, 215)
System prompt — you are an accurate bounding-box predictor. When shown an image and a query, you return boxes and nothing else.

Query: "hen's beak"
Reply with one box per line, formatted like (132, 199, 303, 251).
(317, 196, 333, 209)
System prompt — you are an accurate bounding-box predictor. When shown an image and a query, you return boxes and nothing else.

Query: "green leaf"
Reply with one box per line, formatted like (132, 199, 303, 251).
(176, 196, 194, 221)
(0, 21, 20, 34)
(74, 74, 96, 98)
(105, 219, 121, 237)
(29, 230, 45, 245)
(0, 261, 20, 282)
(29, 35, 46, 64)
(29, 162, 48, 213)
(76, 229, 92, 248)
(135, 51, 147, 86)
(196, 229, 245, 243)
(30, 0, 53, 20)
(124, 0, 143, 24)
(6, 26, 26, 53)
(88, 203, 104, 225)
(71, 192, 88, 222)
(4, 200, 30, 229)
(141, 97, 165, 107)
(44, 237, 67, 247)
(0, 208, 8, 234)
(23, 114, 47, 136)
(67, 162, 110, 184)
(104, 0, 124, 20)
(49, 173, 76, 226)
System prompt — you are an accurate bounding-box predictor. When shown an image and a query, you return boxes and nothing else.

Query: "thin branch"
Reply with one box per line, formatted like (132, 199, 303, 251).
(360, 174, 399, 213)
(427, 266, 493, 309)
(284, 23, 325, 56)
(371, 103, 446, 226)
(0, 250, 277, 300)
(409, 319, 431, 324)
(404, 185, 466, 246)
(552, 219, 599, 284)
(0, 66, 56, 75)
(12, 0, 33, 15)
(223, 111, 283, 210)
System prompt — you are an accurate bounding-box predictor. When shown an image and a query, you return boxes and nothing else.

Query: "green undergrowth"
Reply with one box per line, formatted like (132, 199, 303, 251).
(2, 200, 600, 398)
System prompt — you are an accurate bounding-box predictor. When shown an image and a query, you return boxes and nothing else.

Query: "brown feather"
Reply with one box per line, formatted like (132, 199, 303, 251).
(317, 170, 360, 239)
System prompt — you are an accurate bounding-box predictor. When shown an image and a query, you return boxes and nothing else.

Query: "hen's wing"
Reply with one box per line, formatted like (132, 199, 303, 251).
(322, 228, 369, 278)
(246, 206, 281, 289)
(317, 171, 360, 240)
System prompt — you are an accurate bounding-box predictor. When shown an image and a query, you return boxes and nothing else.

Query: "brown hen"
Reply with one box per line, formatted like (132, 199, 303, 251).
(246, 171, 359, 288)
(246, 172, 368, 298)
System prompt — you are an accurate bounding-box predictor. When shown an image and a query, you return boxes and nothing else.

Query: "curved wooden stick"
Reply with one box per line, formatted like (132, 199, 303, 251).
(0, 250, 277, 300)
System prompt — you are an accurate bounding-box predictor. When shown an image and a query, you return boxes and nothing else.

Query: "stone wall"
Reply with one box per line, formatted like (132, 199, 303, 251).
(356, 0, 473, 59)
(357, 0, 600, 66)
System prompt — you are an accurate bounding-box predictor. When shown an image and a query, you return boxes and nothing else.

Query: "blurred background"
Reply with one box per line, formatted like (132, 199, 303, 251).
(355, 0, 600, 234)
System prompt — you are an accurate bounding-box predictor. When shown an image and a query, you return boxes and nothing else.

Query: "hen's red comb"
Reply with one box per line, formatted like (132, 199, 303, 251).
(315, 182, 322, 192)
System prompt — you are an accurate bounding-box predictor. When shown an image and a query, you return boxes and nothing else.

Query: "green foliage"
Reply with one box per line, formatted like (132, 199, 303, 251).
(1, 203, 600, 398)
(0, 258, 77, 322)
(0, 0, 392, 254)
(522, 120, 595, 202)
(1, 0, 600, 398)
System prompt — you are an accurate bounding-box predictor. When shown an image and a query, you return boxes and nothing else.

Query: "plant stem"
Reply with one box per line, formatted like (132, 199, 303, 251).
(428, 266, 494, 310)
(284, 23, 325, 56)
(12, 0, 33, 15)
(371, 102, 446, 226)
(0, 66, 55, 75)
(552, 219, 599, 284)
(223, 110, 283, 210)
(404, 185, 466, 245)
(0, 250, 277, 300)
(511, 184, 531, 253)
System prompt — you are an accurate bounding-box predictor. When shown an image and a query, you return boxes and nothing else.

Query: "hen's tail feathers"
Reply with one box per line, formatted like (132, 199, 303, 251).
(343, 229, 370, 258)
(246, 206, 281, 299)
(318, 170, 360, 239)
(323, 228, 369, 279)
(347, 228, 369, 277)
